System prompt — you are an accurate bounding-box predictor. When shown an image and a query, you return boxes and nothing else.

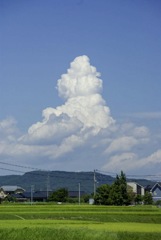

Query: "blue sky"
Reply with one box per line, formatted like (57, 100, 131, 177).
(0, 0, 161, 178)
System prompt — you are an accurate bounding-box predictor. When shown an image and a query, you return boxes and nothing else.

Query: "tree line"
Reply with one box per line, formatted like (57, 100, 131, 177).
(48, 171, 153, 205)
(94, 171, 153, 205)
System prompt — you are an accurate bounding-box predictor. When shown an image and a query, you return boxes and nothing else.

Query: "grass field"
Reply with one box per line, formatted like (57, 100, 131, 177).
(0, 204, 161, 239)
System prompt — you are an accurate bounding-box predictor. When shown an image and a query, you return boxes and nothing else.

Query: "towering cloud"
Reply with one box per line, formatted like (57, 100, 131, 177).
(27, 56, 115, 144)
(0, 55, 160, 176)
(57, 55, 102, 99)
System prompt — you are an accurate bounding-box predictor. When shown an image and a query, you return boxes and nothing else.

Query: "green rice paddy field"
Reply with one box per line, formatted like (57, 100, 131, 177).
(0, 204, 161, 240)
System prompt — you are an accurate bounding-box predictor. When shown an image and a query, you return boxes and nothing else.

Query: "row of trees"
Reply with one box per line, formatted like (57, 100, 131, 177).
(48, 188, 91, 203)
(0, 171, 153, 205)
(48, 171, 153, 205)
(94, 171, 153, 205)
(48, 188, 68, 202)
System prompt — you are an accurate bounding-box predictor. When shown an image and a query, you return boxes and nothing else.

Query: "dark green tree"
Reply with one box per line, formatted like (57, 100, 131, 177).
(48, 188, 68, 202)
(82, 194, 92, 203)
(134, 194, 143, 204)
(143, 192, 153, 205)
(119, 171, 129, 205)
(109, 171, 129, 206)
(94, 171, 133, 206)
(94, 184, 111, 205)
(109, 175, 122, 205)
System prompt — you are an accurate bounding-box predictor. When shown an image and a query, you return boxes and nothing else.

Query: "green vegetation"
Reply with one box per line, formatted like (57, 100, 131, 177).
(95, 171, 131, 205)
(0, 204, 161, 240)
(0, 171, 158, 239)
(94, 171, 153, 205)
(48, 187, 68, 202)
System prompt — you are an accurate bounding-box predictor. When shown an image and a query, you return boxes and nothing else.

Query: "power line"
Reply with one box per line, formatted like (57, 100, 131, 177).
(0, 161, 96, 182)
(96, 169, 161, 180)
(0, 161, 41, 171)
(0, 167, 26, 174)
(0, 160, 161, 181)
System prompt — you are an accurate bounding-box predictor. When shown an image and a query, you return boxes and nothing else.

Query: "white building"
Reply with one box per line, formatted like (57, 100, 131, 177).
(127, 182, 145, 196)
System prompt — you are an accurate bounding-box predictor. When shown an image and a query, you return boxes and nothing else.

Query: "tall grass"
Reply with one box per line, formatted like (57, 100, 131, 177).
(0, 228, 161, 240)
(0, 204, 161, 240)
(0, 205, 161, 223)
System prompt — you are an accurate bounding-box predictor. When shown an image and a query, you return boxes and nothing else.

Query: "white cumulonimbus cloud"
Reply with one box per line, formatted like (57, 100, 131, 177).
(25, 55, 115, 144)
(0, 55, 160, 175)
(57, 55, 102, 99)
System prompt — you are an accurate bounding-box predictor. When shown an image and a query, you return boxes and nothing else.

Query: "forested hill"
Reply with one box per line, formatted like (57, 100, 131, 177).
(0, 171, 154, 193)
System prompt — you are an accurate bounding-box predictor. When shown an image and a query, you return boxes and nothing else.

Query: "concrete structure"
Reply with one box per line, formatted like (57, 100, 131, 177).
(127, 182, 145, 196)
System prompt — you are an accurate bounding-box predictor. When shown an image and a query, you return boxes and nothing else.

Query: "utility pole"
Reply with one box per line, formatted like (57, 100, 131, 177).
(94, 169, 96, 197)
(78, 183, 80, 205)
(31, 185, 34, 205)
(46, 172, 50, 199)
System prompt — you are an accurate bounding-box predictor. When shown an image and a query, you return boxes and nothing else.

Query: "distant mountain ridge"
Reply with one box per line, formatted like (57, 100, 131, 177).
(0, 171, 154, 193)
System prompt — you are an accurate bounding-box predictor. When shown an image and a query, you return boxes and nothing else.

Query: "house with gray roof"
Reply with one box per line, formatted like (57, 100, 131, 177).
(1, 186, 25, 194)
(145, 182, 161, 202)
